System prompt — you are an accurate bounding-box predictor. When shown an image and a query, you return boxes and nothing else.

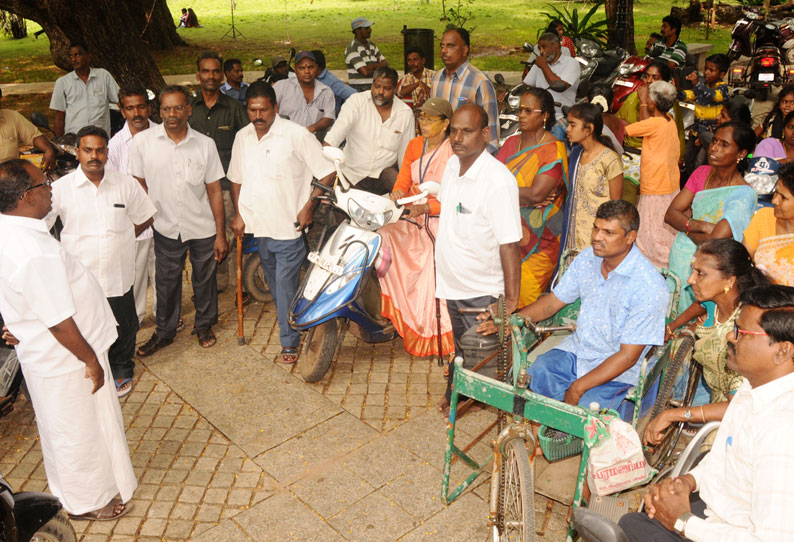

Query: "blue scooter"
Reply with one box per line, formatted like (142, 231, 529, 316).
(288, 147, 438, 382)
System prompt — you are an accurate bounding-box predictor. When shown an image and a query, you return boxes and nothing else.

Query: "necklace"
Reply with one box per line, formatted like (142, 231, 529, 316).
(522, 131, 547, 150)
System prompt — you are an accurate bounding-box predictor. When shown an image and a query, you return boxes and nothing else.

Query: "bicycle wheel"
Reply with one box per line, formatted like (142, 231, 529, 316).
(498, 438, 535, 542)
(645, 336, 699, 471)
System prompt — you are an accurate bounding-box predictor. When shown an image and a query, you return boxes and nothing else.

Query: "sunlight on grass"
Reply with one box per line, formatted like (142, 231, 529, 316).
(0, 0, 734, 83)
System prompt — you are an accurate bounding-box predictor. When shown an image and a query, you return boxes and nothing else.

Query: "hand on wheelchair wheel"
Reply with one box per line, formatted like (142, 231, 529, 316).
(643, 411, 674, 446)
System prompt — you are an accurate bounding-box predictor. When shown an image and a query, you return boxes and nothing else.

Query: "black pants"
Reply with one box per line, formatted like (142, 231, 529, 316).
(153, 230, 218, 340)
(444, 295, 496, 402)
(618, 493, 707, 542)
(106, 287, 138, 380)
(355, 165, 399, 195)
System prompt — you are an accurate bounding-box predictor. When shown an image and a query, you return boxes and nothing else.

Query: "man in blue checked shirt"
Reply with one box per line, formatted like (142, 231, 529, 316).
(479, 200, 668, 412)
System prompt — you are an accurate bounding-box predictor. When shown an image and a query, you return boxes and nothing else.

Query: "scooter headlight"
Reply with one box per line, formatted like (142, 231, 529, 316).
(618, 62, 635, 75)
(347, 198, 392, 230)
(507, 93, 521, 108)
(579, 41, 599, 58)
(580, 59, 597, 78)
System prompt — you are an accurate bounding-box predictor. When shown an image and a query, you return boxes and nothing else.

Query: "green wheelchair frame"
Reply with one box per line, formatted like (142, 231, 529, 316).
(440, 252, 683, 541)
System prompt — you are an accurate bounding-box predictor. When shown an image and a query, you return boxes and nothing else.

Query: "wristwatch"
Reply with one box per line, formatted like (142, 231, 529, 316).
(674, 512, 694, 536)
(684, 408, 692, 421)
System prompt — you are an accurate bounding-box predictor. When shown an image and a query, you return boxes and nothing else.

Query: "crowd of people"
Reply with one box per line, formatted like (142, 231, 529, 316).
(0, 13, 794, 540)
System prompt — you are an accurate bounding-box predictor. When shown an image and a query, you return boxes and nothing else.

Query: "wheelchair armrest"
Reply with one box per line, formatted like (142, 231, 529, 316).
(671, 421, 721, 478)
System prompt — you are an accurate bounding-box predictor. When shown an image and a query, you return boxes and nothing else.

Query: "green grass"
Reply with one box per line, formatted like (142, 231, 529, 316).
(0, 0, 735, 84)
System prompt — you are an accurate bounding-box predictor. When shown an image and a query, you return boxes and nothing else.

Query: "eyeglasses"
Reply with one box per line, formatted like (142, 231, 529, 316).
(734, 321, 769, 341)
(418, 114, 443, 124)
(517, 107, 544, 114)
(160, 105, 187, 114)
(20, 175, 54, 198)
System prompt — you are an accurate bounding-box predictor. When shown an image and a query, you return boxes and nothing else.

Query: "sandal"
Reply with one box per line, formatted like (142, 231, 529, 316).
(281, 347, 298, 364)
(176, 318, 185, 333)
(69, 497, 133, 521)
(136, 333, 173, 357)
(196, 327, 217, 348)
(115, 378, 132, 398)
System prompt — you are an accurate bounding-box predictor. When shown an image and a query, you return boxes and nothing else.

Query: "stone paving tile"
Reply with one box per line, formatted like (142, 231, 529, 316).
(0, 368, 274, 542)
(329, 491, 419, 542)
(291, 464, 377, 519)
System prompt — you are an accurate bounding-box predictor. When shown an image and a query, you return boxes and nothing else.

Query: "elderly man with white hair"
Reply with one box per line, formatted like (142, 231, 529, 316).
(624, 80, 681, 268)
(523, 32, 581, 119)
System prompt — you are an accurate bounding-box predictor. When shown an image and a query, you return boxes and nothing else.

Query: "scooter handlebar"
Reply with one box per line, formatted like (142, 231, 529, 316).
(395, 190, 430, 207)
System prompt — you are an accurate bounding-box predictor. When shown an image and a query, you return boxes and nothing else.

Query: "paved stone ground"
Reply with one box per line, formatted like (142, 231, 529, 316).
(0, 284, 576, 541)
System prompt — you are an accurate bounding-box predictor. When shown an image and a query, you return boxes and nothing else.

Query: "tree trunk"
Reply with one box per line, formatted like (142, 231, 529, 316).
(606, 0, 637, 55)
(0, 0, 184, 92)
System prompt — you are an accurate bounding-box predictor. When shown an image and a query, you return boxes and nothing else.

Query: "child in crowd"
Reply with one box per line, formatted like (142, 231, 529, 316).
(680, 53, 730, 180)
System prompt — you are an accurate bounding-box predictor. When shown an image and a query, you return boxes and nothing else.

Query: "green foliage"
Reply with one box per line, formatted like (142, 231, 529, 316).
(444, 0, 476, 34)
(539, 2, 608, 44)
(736, 0, 784, 5)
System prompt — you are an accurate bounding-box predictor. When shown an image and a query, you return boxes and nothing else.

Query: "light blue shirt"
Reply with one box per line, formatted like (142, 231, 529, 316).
(220, 82, 249, 105)
(317, 68, 356, 115)
(552, 245, 668, 386)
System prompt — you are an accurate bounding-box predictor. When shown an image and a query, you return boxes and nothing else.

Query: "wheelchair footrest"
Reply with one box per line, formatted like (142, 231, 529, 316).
(587, 495, 633, 524)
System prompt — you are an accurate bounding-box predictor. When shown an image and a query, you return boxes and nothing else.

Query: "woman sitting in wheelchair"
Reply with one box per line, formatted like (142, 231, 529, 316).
(643, 239, 769, 445)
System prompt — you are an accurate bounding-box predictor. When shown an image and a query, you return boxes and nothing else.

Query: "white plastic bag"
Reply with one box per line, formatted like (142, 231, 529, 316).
(586, 416, 650, 496)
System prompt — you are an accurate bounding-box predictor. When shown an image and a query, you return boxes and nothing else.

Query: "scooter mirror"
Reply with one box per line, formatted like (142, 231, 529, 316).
(418, 181, 441, 196)
(146, 89, 156, 101)
(253, 58, 263, 67)
(29, 112, 49, 129)
(549, 80, 567, 92)
(322, 146, 345, 164)
(522, 42, 533, 52)
(494, 73, 505, 85)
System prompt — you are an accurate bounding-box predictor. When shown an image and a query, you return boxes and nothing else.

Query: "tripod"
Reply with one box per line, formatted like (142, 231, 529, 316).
(222, 0, 245, 40)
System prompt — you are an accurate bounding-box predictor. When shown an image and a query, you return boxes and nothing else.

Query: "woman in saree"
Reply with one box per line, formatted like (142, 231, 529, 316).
(560, 103, 624, 254)
(754, 110, 794, 163)
(643, 239, 769, 445)
(378, 98, 455, 358)
(743, 163, 794, 286)
(495, 87, 568, 308)
(665, 121, 758, 314)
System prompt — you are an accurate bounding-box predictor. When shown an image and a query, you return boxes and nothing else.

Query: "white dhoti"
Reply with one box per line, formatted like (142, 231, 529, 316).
(22, 350, 137, 515)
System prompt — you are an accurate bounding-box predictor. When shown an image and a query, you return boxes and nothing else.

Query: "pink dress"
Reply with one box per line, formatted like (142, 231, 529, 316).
(378, 139, 455, 357)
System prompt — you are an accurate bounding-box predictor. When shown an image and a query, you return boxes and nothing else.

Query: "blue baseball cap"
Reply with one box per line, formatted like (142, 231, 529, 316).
(294, 51, 317, 64)
(351, 17, 374, 30)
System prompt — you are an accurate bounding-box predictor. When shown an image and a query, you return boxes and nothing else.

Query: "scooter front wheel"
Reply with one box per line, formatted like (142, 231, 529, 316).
(29, 509, 77, 542)
(299, 319, 340, 383)
(242, 253, 271, 303)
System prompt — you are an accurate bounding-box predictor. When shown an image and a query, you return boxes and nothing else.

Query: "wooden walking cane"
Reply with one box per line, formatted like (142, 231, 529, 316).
(236, 234, 245, 346)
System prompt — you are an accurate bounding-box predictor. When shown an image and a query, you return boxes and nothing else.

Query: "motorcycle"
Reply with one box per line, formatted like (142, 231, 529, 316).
(0, 470, 76, 542)
(288, 147, 436, 382)
(727, 7, 794, 101)
(610, 55, 649, 113)
(26, 112, 79, 179)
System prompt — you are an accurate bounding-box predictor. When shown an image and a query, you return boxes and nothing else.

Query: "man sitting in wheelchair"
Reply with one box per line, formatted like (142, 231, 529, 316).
(620, 285, 794, 541)
(480, 200, 668, 415)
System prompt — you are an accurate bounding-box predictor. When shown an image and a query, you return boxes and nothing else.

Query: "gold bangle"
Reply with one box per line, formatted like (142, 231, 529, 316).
(639, 104, 648, 107)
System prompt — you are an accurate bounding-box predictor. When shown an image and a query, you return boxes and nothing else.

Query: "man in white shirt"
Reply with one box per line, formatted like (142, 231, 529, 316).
(274, 50, 336, 138)
(435, 104, 521, 410)
(523, 32, 580, 120)
(619, 285, 794, 542)
(49, 42, 120, 137)
(129, 85, 228, 356)
(47, 125, 155, 398)
(228, 82, 336, 363)
(107, 85, 158, 326)
(0, 159, 137, 521)
(324, 67, 414, 194)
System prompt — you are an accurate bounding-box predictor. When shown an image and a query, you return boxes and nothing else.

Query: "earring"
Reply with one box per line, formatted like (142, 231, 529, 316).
(724, 282, 733, 294)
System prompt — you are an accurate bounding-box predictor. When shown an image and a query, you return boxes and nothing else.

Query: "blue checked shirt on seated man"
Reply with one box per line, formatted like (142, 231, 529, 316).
(479, 200, 668, 415)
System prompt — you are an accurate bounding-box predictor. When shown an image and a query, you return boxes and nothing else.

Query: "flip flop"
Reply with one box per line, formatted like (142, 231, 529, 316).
(281, 347, 298, 364)
(69, 498, 133, 521)
(115, 378, 132, 398)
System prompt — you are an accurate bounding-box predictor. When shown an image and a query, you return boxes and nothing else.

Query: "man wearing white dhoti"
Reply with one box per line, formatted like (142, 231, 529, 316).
(0, 159, 137, 520)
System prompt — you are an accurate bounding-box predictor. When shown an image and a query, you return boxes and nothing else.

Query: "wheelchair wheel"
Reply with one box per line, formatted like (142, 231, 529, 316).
(645, 335, 699, 471)
(497, 438, 536, 542)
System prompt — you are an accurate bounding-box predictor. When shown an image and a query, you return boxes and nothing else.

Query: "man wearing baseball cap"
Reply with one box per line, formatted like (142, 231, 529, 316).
(345, 17, 388, 92)
(274, 51, 335, 139)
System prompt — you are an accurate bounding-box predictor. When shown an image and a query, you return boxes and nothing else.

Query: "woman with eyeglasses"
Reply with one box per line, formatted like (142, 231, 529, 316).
(495, 87, 568, 307)
(377, 98, 455, 358)
(643, 238, 769, 446)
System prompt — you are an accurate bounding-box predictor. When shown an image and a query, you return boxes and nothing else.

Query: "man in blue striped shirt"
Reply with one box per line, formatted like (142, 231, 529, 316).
(430, 27, 499, 151)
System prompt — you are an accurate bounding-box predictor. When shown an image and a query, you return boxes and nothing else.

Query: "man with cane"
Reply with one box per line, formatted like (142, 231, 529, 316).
(227, 81, 335, 363)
